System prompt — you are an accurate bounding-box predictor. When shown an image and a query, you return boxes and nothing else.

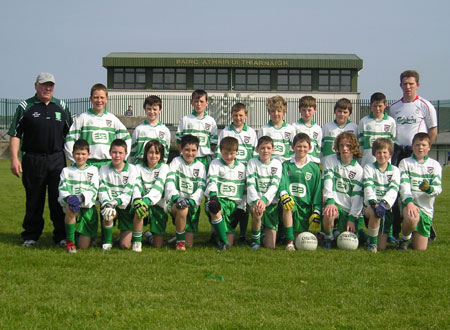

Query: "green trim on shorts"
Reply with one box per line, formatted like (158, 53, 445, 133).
(291, 202, 313, 233)
(416, 210, 432, 238)
(206, 198, 238, 234)
(148, 205, 168, 236)
(170, 205, 201, 233)
(117, 206, 134, 232)
(335, 205, 362, 234)
(261, 203, 281, 231)
(76, 207, 98, 238)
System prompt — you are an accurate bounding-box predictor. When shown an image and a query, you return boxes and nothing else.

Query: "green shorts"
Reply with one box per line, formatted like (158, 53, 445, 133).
(292, 202, 313, 233)
(148, 205, 168, 236)
(261, 203, 281, 231)
(415, 210, 433, 238)
(335, 205, 362, 235)
(117, 206, 134, 232)
(206, 198, 238, 234)
(379, 209, 394, 235)
(170, 205, 201, 233)
(76, 207, 98, 238)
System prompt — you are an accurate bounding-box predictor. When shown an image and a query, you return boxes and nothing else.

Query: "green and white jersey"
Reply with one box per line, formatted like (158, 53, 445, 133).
(58, 164, 99, 209)
(165, 156, 207, 207)
(216, 123, 257, 165)
(363, 162, 400, 208)
(258, 121, 296, 163)
(205, 158, 246, 205)
(322, 120, 358, 160)
(133, 163, 170, 209)
(358, 113, 396, 167)
(399, 155, 442, 218)
(176, 112, 218, 157)
(246, 157, 282, 206)
(98, 161, 138, 209)
(323, 154, 363, 222)
(279, 157, 322, 213)
(130, 121, 171, 164)
(291, 119, 322, 164)
(64, 109, 132, 163)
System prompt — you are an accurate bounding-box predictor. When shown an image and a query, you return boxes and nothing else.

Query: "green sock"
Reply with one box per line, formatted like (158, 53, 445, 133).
(103, 224, 114, 244)
(251, 230, 261, 244)
(285, 226, 294, 242)
(133, 231, 142, 243)
(176, 231, 186, 243)
(369, 236, 378, 245)
(324, 230, 333, 240)
(212, 218, 228, 245)
(65, 222, 76, 243)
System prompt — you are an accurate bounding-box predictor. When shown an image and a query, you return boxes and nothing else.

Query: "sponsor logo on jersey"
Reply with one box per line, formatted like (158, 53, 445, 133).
(193, 169, 199, 177)
(87, 173, 93, 182)
(219, 183, 238, 196)
(205, 123, 211, 131)
(284, 132, 291, 140)
(384, 125, 391, 132)
(397, 116, 417, 125)
(289, 183, 307, 197)
(159, 132, 165, 139)
(271, 167, 277, 175)
(313, 132, 318, 140)
(348, 171, 356, 179)
(305, 172, 312, 181)
(197, 134, 207, 146)
(336, 178, 350, 193)
(427, 167, 434, 174)
(274, 142, 285, 155)
(238, 171, 244, 180)
(244, 136, 250, 144)
(122, 176, 128, 184)
(237, 146, 248, 159)
(106, 120, 112, 127)
(180, 179, 194, 192)
(32, 112, 40, 118)
(93, 132, 109, 144)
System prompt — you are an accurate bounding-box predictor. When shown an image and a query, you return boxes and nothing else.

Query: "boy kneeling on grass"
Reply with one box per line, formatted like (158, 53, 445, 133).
(205, 137, 246, 251)
(58, 139, 99, 253)
(398, 132, 442, 251)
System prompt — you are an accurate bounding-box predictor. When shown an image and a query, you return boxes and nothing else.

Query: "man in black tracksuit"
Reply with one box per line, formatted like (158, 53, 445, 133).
(8, 72, 72, 247)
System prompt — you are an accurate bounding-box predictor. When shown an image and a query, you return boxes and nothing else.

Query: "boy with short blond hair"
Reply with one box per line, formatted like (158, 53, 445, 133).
(291, 96, 322, 164)
(130, 95, 171, 164)
(205, 137, 246, 250)
(322, 98, 358, 160)
(58, 139, 99, 253)
(258, 95, 296, 163)
(98, 139, 138, 251)
(166, 134, 207, 251)
(246, 136, 283, 250)
(64, 83, 132, 167)
(363, 138, 400, 253)
(279, 133, 322, 251)
(176, 89, 218, 169)
(322, 132, 363, 249)
(398, 133, 442, 251)
(358, 92, 396, 167)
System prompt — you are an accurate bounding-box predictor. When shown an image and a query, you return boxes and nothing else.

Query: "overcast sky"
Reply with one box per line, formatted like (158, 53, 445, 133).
(1, 0, 449, 101)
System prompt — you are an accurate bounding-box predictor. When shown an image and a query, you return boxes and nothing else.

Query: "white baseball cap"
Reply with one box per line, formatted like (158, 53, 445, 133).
(36, 72, 55, 84)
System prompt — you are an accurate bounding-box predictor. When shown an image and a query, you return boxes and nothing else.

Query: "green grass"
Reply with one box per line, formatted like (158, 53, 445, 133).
(0, 159, 449, 329)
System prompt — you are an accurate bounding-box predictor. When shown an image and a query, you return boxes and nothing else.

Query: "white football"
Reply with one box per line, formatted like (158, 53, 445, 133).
(337, 231, 359, 250)
(295, 232, 318, 251)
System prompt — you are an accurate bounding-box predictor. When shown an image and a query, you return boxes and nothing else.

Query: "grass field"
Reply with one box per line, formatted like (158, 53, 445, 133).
(0, 159, 449, 329)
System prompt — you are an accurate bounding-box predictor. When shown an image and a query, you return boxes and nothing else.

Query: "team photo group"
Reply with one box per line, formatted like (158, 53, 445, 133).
(8, 70, 441, 254)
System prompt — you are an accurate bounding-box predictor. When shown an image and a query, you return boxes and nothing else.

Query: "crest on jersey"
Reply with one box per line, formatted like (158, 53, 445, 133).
(244, 136, 250, 144)
(313, 132, 318, 140)
(348, 171, 356, 179)
(122, 176, 128, 184)
(238, 171, 244, 179)
(106, 120, 112, 127)
(271, 167, 277, 175)
(305, 172, 312, 181)
(159, 132, 165, 139)
(193, 169, 199, 177)
(415, 107, 420, 115)
(387, 175, 392, 182)
(284, 132, 291, 140)
(86, 173, 93, 182)
(154, 170, 160, 179)
(205, 124, 211, 131)
(427, 167, 434, 174)
(384, 125, 391, 132)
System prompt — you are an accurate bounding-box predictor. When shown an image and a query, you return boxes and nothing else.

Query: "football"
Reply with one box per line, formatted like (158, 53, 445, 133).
(337, 231, 359, 250)
(295, 232, 318, 251)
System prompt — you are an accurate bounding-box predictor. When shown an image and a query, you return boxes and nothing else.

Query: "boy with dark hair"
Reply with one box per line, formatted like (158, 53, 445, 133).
(98, 139, 138, 251)
(279, 133, 322, 251)
(130, 95, 171, 164)
(363, 138, 400, 253)
(166, 134, 207, 251)
(291, 96, 322, 164)
(205, 136, 246, 250)
(358, 92, 396, 167)
(58, 139, 99, 253)
(176, 89, 218, 169)
(398, 133, 442, 251)
(322, 98, 358, 160)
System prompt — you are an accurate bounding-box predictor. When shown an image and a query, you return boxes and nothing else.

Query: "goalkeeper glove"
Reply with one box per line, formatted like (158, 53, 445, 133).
(208, 196, 221, 214)
(280, 194, 294, 211)
(308, 211, 321, 233)
(101, 200, 118, 221)
(175, 197, 190, 210)
(67, 194, 84, 213)
(133, 199, 149, 219)
(419, 180, 433, 193)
